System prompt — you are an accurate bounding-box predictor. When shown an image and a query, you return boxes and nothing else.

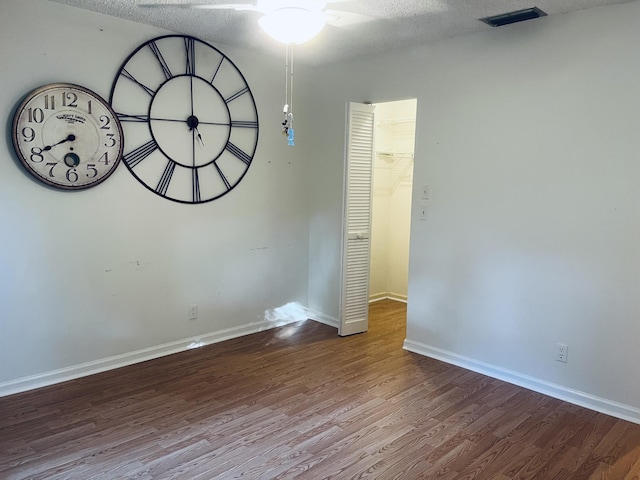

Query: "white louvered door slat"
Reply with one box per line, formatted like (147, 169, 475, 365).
(339, 102, 375, 336)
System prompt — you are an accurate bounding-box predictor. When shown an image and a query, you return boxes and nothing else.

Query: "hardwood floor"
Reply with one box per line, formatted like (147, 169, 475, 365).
(2, 300, 640, 479)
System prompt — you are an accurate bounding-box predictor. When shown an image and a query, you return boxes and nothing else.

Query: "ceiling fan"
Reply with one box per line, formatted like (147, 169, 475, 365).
(137, 0, 370, 146)
(137, 0, 372, 44)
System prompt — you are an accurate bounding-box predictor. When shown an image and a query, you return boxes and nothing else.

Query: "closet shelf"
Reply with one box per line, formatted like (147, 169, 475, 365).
(377, 117, 416, 126)
(376, 151, 414, 159)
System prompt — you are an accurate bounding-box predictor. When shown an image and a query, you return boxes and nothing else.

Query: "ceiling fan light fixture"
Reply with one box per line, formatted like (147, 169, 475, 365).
(259, 8, 326, 44)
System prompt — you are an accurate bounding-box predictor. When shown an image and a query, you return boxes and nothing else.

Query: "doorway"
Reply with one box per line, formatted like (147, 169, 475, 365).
(369, 99, 417, 306)
(339, 99, 417, 336)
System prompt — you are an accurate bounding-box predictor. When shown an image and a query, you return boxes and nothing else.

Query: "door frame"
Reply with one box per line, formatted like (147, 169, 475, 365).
(339, 98, 418, 335)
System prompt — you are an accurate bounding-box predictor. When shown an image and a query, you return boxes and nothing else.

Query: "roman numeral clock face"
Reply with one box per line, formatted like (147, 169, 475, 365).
(109, 35, 259, 204)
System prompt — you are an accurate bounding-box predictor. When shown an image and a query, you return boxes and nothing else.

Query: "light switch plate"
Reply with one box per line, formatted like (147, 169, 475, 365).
(419, 204, 428, 221)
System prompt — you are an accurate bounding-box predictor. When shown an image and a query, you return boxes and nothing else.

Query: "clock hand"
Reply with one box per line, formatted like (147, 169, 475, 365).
(186, 115, 205, 147)
(42, 134, 76, 151)
(194, 126, 205, 147)
(150, 117, 228, 127)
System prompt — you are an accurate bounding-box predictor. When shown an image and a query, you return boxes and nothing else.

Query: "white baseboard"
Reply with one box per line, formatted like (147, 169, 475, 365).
(369, 292, 408, 303)
(403, 339, 640, 425)
(0, 318, 302, 398)
(306, 309, 339, 328)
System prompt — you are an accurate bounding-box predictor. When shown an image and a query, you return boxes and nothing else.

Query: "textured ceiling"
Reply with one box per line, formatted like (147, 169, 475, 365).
(49, 0, 632, 65)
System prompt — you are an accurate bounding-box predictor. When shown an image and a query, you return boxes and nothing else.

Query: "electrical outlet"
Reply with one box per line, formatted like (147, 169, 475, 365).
(189, 304, 198, 320)
(555, 343, 568, 363)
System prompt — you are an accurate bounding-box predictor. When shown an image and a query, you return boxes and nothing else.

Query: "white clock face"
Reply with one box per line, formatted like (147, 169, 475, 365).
(110, 35, 259, 204)
(12, 83, 124, 190)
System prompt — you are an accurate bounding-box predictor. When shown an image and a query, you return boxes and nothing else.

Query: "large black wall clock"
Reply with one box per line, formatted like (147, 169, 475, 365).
(110, 34, 259, 204)
(12, 83, 123, 190)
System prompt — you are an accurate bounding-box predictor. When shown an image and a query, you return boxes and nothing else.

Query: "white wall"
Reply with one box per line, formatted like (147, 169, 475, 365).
(0, 0, 310, 391)
(369, 100, 416, 301)
(305, 1, 640, 421)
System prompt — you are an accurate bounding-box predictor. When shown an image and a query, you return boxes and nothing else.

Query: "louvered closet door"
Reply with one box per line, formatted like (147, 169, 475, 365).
(339, 102, 376, 336)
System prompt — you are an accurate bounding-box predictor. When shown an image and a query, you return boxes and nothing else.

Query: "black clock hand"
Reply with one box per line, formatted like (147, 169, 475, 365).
(187, 75, 203, 148)
(150, 117, 228, 127)
(186, 115, 205, 147)
(194, 126, 205, 147)
(190, 75, 195, 117)
(42, 134, 76, 151)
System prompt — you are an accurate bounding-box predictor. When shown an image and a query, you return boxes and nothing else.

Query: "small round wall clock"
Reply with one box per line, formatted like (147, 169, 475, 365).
(12, 83, 124, 190)
(110, 34, 259, 204)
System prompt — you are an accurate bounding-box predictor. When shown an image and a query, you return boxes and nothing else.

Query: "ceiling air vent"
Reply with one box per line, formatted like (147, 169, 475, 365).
(480, 7, 547, 27)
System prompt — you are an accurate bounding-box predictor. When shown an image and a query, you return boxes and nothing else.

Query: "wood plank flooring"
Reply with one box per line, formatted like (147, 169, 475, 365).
(2, 300, 640, 479)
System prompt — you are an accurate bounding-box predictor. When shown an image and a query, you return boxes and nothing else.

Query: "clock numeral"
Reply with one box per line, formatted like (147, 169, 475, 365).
(27, 107, 44, 123)
(121, 69, 156, 97)
(98, 151, 109, 165)
(192, 168, 201, 203)
(124, 139, 158, 168)
(87, 164, 98, 179)
(99, 115, 111, 130)
(231, 120, 258, 129)
(213, 161, 231, 191)
(66, 168, 79, 183)
(104, 133, 117, 148)
(62, 92, 78, 108)
(44, 94, 55, 110)
(225, 87, 249, 104)
(149, 41, 173, 80)
(30, 147, 44, 163)
(117, 113, 149, 123)
(46, 162, 56, 177)
(87, 100, 92, 115)
(225, 141, 252, 166)
(210, 57, 224, 84)
(156, 160, 176, 196)
(185, 37, 196, 75)
(21, 127, 35, 142)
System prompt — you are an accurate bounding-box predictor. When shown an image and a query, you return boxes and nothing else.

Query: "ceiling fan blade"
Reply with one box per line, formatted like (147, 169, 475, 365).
(136, 0, 360, 18)
(136, 1, 258, 11)
(325, 9, 374, 28)
(187, 4, 258, 10)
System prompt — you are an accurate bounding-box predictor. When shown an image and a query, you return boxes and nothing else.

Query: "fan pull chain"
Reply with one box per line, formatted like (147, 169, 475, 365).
(282, 44, 295, 146)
